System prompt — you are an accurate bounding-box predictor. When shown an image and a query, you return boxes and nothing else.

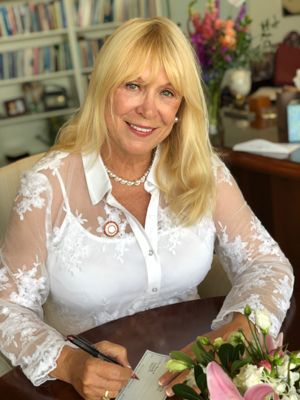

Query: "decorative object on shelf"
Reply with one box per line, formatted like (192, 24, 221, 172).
(228, 68, 251, 97)
(4, 98, 27, 118)
(22, 82, 44, 113)
(166, 305, 300, 400)
(188, 0, 279, 135)
(43, 84, 68, 111)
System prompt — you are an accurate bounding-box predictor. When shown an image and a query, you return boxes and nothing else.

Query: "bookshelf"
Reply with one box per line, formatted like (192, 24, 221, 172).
(0, 0, 163, 167)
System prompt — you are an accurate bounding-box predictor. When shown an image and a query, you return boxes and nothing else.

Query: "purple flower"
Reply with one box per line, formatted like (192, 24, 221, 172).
(215, 0, 220, 18)
(235, 4, 246, 28)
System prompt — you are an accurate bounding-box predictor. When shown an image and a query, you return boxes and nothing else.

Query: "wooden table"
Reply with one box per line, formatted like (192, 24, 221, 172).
(1, 295, 299, 400)
(212, 114, 300, 293)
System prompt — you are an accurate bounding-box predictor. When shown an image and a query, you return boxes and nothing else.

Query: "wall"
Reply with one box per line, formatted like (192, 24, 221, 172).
(166, 0, 300, 43)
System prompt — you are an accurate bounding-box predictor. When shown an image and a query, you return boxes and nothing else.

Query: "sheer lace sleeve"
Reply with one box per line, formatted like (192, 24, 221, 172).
(0, 159, 69, 386)
(211, 157, 294, 337)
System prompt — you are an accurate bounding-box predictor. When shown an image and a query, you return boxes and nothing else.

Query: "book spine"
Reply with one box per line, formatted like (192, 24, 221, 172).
(28, 2, 38, 32)
(0, 6, 8, 36)
(54, 1, 64, 29)
(13, 6, 24, 34)
(60, 0, 67, 28)
(7, 6, 17, 35)
(34, 4, 41, 31)
(33, 47, 39, 75)
(46, 4, 54, 29)
(51, 2, 58, 29)
(44, 46, 50, 72)
(0, 53, 3, 79)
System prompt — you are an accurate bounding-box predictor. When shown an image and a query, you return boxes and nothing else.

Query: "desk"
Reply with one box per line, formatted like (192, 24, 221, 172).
(0, 295, 299, 400)
(213, 115, 300, 293)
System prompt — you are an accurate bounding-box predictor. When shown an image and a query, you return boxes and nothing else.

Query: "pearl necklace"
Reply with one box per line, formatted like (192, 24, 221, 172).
(104, 149, 156, 186)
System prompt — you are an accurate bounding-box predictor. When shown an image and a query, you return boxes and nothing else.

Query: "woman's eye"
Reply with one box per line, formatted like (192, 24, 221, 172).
(161, 90, 174, 97)
(127, 83, 138, 90)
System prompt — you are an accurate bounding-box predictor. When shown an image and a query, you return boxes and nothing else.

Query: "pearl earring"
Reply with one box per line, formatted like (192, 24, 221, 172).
(174, 116, 179, 123)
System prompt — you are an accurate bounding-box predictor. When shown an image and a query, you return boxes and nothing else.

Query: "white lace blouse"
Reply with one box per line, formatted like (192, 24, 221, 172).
(0, 150, 294, 386)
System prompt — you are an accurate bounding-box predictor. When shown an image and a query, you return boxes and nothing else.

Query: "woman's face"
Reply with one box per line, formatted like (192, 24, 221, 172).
(105, 64, 182, 160)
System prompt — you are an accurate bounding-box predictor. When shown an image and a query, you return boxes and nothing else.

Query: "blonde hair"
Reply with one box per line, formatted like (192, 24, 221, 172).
(52, 16, 216, 226)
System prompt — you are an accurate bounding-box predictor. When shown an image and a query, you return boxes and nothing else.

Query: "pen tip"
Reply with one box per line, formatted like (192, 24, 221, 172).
(131, 374, 139, 380)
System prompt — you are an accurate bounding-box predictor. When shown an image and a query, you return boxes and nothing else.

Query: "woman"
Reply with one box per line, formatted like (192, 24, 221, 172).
(0, 16, 293, 400)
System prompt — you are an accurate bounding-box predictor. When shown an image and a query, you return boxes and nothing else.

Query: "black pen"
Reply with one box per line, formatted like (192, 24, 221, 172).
(67, 334, 139, 380)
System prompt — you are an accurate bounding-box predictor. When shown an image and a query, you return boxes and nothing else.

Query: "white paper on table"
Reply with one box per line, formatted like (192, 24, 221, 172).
(232, 139, 300, 159)
(116, 350, 170, 400)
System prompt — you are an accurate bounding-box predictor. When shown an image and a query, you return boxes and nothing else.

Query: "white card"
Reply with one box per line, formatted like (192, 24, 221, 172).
(116, 350, 170, 400)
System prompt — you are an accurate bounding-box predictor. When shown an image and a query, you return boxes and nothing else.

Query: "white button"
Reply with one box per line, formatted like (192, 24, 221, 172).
(149, 250, 154, 256)
(152, 288, 157, 292)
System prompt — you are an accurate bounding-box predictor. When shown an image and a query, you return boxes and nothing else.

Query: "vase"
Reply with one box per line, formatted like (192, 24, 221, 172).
(228, 68, 252, 97)
(206, 77, 223, 135)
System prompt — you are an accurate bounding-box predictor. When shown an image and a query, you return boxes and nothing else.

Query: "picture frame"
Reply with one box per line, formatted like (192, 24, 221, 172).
(4, 98, 27, 118)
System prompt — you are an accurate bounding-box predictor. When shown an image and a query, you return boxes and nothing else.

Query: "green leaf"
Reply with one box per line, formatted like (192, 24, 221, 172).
(232, 344, 245, 361)
(191, 343, 206, 364)
(231, 358, 252, 375)
(218, 344, 234, 369)
(196, 373, 208, 394)
(173, 384, 202, 400)
(170, 351, 196, 367)
(194, 364, 204, 383)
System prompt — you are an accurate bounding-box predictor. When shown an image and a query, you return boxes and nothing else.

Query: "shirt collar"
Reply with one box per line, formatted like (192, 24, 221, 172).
(82, 147, 160, 205)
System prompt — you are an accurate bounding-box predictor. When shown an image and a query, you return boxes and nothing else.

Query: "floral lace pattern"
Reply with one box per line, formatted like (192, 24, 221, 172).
(50, 214, 92, 275)
(157, 205, 188, 254)
(250, 217, 284, 260)
(13, 172, 48, 220)
(9, 257, 47, 313)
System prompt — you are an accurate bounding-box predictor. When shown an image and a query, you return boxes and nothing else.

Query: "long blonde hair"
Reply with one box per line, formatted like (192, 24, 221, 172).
(52, 16, 216, 226)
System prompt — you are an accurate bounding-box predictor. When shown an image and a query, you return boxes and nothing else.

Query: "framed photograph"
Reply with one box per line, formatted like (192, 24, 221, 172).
(4, 98, 27, 118)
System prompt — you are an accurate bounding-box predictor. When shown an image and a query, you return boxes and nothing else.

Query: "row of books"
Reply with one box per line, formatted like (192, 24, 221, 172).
(77, 38, 104, 68)
(0, 43, 72, 80)
(0, 1, 67, 37)
(74, 0, 157, 27)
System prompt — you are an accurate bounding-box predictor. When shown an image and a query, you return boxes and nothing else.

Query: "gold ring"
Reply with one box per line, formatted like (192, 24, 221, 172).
(102, 389, 110, 400)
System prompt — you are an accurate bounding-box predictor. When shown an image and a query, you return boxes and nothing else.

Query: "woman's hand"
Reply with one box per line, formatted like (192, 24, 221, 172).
(50, 340, 133, 400)
(158, 312, 252, 397)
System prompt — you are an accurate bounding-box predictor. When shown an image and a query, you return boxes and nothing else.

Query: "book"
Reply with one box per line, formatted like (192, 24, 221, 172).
(46, 3, 55, 30)
(20, 5, 31, 34)
(38, 3, 49, 31)
(82, 0, 93, 26)
(0, 6, 8, 36)
(7, 6, 18, 35)
(44, 46, 51, 72)
(60, 0, 67, 28)
(3, 52, 10, 79)
(51, 2, 59, 29)
(12, 6, 24, 34)
(54, 1, 64, 29)
(0, 53, 3, 79)
(28, 2, 38, 32)
(33, 47, 39, 75)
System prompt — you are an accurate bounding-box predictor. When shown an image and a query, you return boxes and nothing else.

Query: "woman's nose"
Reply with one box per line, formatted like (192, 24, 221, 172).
(136, 93, 158, 119)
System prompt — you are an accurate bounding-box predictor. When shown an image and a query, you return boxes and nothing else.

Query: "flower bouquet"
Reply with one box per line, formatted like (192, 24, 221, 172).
(166, 305, 300, 399)
(188, 0, 278, 133)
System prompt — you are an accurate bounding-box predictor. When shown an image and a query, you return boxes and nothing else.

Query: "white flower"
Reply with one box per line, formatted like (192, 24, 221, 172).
(226, 332, 244, 347)
(227, 0, 246, 7)
(186, 369, 196, 388)
(165, 359, 190, 373)
(254, 307, 271, 334)
(233, 364, 264, 394)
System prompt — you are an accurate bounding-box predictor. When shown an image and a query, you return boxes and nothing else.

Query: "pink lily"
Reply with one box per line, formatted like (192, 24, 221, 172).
(207, 362, 279, 400)
(259, 332, 283, 355)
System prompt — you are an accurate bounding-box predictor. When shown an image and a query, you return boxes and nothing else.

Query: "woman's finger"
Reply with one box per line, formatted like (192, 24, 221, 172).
(163, 369, 190, 397)
(96, 340, 132, 368)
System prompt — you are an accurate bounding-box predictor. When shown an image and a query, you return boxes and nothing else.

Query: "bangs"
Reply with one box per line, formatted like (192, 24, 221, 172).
(107, 27, 186, 97)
